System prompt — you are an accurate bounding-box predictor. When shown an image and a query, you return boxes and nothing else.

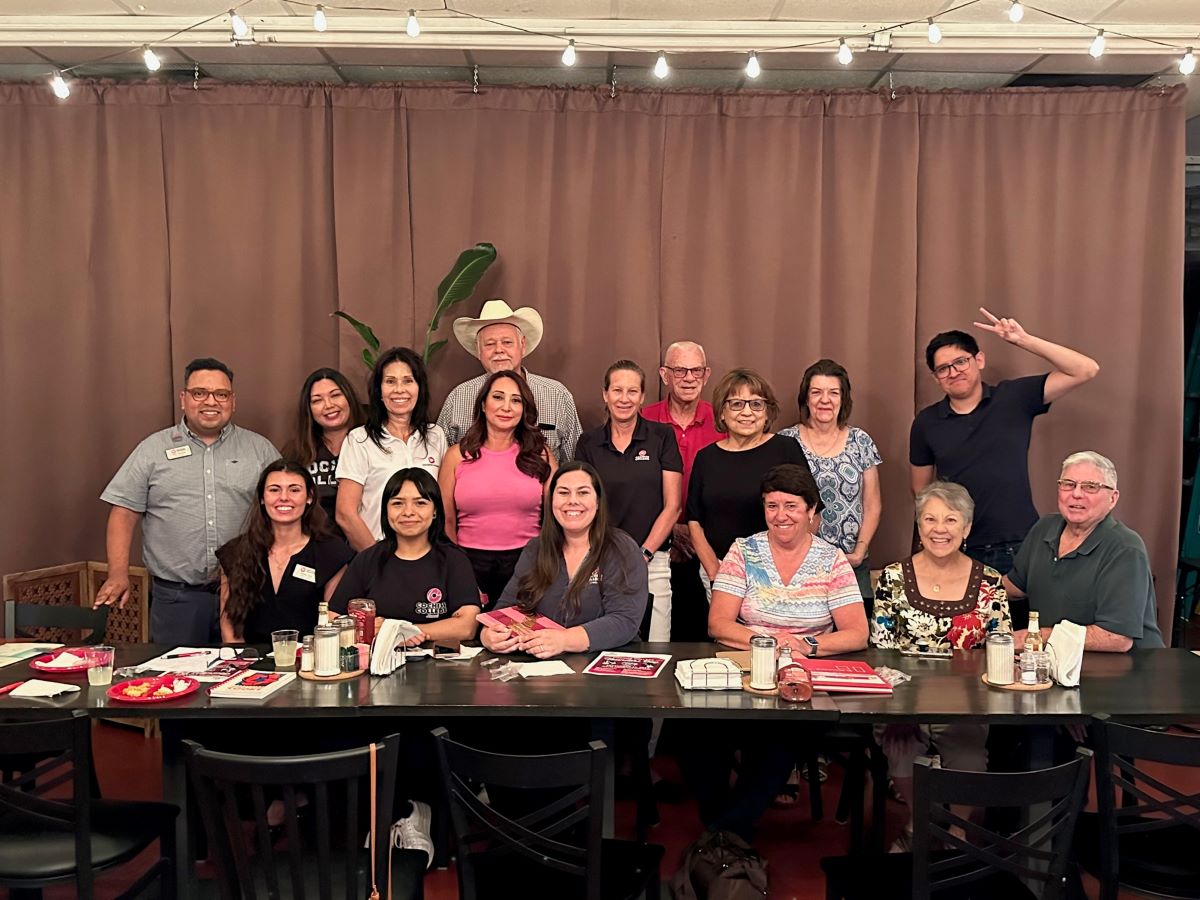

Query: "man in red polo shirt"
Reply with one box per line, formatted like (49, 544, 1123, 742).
(643, 340, 721, 640)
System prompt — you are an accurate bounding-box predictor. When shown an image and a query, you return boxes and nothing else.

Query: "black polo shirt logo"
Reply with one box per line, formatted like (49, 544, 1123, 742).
(635, 449, 650, 461)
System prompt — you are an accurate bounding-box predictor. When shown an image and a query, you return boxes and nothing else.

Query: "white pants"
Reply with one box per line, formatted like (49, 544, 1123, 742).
(647, 550, 673, 642)
(874, 723, 989, 779)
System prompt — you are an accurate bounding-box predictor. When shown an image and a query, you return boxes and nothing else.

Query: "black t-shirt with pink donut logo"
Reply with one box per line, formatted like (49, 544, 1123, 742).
(329, 542, 480, 621)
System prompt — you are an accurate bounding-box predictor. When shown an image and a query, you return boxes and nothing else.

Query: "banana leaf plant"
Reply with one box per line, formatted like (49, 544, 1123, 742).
(334, 242, 498, 369)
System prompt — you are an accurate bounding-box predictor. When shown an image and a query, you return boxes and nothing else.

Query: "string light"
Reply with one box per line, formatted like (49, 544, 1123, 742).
(406, 10, 420, 38)
(561, 39, 576, 66)
(142, 45, 161, 71)
(836, 38, 853, 65)
(653, 51, 669, 79)
(745, 51, 761, 78)
(229, 9, 249, 38)
(1007, 2, 1025, 23)
(1179, 47, 1195, 75)
(313, 4, 327, 32)
(927, 18, 942, 44)
(50, 71, 70, 99)
(1089, 29, 1106, 57)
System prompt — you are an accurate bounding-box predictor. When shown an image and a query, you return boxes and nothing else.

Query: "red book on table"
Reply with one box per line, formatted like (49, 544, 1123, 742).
(797, 658, 893, 695)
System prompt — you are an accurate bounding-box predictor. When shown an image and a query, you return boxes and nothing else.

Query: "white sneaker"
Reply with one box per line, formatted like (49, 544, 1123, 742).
(390, 800, 434, 869)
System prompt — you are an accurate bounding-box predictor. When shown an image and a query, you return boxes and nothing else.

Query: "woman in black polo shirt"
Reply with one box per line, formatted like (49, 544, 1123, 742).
(217, 460, 354, 644)
(575, 360, 682, 641)
(329, 467, 481, 644)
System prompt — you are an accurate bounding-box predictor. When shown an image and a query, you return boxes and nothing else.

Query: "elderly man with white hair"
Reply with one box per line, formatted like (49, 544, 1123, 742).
(437, 299, 582, 463)
(1003, 450, 1163, 651)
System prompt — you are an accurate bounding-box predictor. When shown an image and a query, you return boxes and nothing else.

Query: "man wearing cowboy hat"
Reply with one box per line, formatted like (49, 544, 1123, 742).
(437, 299, 582, 463)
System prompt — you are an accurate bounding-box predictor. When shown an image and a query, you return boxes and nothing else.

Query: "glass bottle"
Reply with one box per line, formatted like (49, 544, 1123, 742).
(1025, 611, 1042, 653)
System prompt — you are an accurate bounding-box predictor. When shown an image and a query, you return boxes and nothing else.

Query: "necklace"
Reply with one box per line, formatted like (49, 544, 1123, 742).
(802, 426, 844, 457)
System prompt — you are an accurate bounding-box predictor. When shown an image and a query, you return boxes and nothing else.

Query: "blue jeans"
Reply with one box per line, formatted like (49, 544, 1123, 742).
(150, 579, 220, 646)
(965, 541, 1021, 577)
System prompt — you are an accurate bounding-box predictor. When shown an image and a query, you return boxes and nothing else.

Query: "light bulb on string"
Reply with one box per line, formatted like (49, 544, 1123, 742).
(313, 5, 327, 32)
(562, 40, 576, 66)
(745, 51, 761, 78)
(50, 71, 70, 100)
(1007, 2, 1024, 23)
(1179, 47, 1196, 75)
(1089, 29, 1105, 58)
(229, 9, 249, 38)
(406, 10, 420, 38)
(653, 51, 669, 79)
(927, 18, 942, 44)
(836, 38, 853, 65)
(142, 45, 161, 71)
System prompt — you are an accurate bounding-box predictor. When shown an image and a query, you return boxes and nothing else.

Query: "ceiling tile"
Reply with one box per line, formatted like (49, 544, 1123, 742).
(119, 0, 290, 13)
(183, 45, 329, 64)
(1099, 1, 1200, 26)
(336, 65, 470, 83)
(28, 44, 190, 65)
(1027, 53, 1180, 74)
(0, 47, 46, 63)
(200, 62, 343, 82)
(324, 47, 470, 66)
(0, 64, 60, 80)
(888, 70, 1016, 89)
(890, 51, 1041, 72)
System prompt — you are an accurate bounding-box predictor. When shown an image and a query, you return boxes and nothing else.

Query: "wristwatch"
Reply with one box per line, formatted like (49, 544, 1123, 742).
(803, 635, 820, 657)
(641, 547, 654, 562)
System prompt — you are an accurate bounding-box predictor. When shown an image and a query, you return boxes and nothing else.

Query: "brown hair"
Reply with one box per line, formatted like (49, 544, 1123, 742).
(711, 368, 780, 433)
(796, 358, 853, 428)
(604, 359, 645, 391)
(459, 370, 551, 483)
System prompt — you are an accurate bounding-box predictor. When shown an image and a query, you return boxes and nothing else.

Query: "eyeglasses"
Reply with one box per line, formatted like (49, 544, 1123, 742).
(186, 388, 233, 403)
(932, 356, 973, 380)
(1056, 479, 1115, 494)
(665, 366, 708, 380)
(724, 398, 768, 412)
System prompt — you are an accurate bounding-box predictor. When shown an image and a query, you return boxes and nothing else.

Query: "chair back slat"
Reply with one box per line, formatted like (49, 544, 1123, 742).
(185, 735, 399, 900)
(13, 601, 109, 644)
(433, 727, 608, 900)
(912, 749, 1092, 900)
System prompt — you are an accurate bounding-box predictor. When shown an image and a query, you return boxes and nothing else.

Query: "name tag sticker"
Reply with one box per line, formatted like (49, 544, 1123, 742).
(292, 564, 317, 583)
(165, 445, 192, 460)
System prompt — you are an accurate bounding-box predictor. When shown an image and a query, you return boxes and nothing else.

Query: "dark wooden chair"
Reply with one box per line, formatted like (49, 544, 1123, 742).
(1080, 715, 1200, 900)
(0, 711, 177, 900)
(185, 734, 426, 900)
(821, 748, 1092, 900)
(5, 598, 109, 644)
(432, 726, 663, 900)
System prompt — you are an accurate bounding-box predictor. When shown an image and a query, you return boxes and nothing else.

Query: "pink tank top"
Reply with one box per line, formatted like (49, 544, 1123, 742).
(454, 444, 544, 551)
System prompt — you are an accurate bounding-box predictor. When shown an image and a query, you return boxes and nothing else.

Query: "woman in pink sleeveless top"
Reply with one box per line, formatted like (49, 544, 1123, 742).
(438, 370, 557, 607)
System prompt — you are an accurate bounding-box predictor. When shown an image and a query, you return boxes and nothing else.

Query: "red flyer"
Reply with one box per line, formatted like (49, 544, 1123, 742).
(583, 652, 672, 678)
(797, 659, 893, 694)
(476, 609, 566, 634)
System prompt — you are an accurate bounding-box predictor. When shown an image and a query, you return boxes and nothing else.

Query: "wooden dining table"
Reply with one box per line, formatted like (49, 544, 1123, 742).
(4, 643, 1200, 898)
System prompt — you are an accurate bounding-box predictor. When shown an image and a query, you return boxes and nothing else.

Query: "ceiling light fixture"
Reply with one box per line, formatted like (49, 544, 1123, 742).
(745, 51, 761, 78)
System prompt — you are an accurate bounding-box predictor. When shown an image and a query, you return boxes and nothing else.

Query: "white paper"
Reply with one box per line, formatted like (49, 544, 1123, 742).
(516, 661, 575, 678)
(10, 679, 82, 698)
(0, 643, 63, 663)
(136, 647, 221, 673)
(36, 651, 87, 669)
(436, 646, 484, 661)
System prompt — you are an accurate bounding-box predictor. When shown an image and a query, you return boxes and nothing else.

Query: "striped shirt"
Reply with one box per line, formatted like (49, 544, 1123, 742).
(437, 369, 582, 463)
(100, 419, 280, 585)
(714, 532, 862, 637)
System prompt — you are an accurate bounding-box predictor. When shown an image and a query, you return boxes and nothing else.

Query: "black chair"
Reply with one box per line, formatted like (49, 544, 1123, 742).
(6, 598, 109, 644)
(813, 725, 890, 854)
(1080, 715, 1200, 900)
(432, 726, 663, 900)
(185, 734, 426, 900)
(0, 711, 178, 900)
(821, 748, 1092, 900)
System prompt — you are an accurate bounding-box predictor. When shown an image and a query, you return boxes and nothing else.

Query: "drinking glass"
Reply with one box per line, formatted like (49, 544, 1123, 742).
(271, 630, 299, 670)
(85, 645, 115, 686)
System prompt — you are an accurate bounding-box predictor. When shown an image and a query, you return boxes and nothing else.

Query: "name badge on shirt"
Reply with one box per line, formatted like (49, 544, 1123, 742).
(292, 564, 317, 583)
(165, 445, 192, 460)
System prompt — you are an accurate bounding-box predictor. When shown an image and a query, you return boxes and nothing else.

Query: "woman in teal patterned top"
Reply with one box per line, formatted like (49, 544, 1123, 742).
(779, 359, 881, 598)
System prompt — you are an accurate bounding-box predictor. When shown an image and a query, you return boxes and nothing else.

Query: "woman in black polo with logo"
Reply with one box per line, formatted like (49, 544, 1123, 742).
(575, 360, 682, 641)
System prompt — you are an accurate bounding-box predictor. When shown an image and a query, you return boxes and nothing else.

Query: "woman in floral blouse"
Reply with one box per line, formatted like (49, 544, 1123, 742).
(871, 480, 1010, 851)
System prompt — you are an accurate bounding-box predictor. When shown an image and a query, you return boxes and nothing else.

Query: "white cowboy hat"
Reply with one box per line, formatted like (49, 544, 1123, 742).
(452, 299, 544, 356)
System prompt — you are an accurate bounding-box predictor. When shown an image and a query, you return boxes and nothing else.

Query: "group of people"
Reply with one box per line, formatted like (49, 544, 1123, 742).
(94, 296, 1165, 854)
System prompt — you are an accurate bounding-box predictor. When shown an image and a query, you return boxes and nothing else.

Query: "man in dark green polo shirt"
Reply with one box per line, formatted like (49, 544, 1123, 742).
(1004, 450, 1163, 651)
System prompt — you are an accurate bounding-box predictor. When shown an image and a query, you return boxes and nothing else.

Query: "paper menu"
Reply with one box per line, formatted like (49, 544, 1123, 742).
(583, 652, 671, 678)
(0, 643, 64, 664)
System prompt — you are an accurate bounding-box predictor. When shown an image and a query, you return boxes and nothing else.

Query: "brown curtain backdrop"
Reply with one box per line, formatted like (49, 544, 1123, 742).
(0, 82, 1184, 632)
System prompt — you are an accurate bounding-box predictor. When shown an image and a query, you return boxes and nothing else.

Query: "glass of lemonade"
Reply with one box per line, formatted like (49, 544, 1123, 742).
(271, 630, 300, 670)
(85, 645, 115, 686)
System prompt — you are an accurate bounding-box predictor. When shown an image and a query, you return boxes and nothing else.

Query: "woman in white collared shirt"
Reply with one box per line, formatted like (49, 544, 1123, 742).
(336, 347, 447, 551)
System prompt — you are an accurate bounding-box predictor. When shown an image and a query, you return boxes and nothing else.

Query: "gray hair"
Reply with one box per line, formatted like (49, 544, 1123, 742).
(914, 481, 975, 526)
(1061, 451, 1118, 489)
(662, 340, 707, 367)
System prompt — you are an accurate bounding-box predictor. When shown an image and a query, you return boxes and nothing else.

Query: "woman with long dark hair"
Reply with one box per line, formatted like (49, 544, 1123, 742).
(480, 461, 648, 658)
(437, 369, 556, 608)
(280, 367, 366, 537)
(336, 347, 447, 551)
(329, 468, 480, 644)
(217, 460, 354, 643)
